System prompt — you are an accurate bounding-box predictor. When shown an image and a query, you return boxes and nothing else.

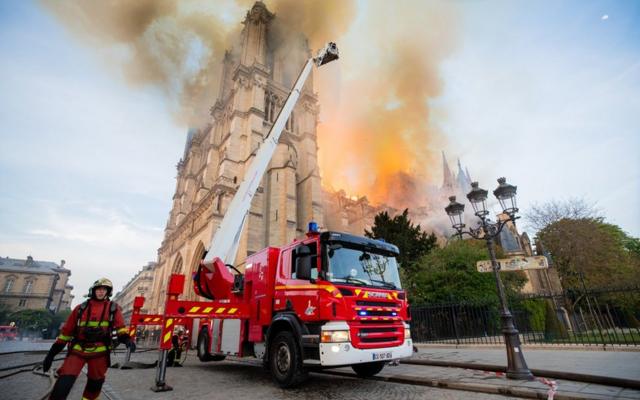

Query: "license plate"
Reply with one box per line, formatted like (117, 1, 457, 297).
(372, 351, 393, 361)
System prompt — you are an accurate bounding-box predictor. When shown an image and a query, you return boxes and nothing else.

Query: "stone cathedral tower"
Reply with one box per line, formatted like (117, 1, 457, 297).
(150, 2, 324, 311)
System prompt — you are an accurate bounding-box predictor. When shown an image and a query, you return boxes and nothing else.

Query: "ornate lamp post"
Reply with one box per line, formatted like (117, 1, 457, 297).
(444, 177, 534, 380)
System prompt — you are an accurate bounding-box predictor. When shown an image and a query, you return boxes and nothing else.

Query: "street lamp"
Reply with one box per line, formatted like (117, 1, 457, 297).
(444, 177, 534, 380)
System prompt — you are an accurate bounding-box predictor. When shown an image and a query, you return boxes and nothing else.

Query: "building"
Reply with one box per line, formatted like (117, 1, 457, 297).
(149, 2, 324, 312)
(0, 256, 73, 313)
(112, 262, 157, 323)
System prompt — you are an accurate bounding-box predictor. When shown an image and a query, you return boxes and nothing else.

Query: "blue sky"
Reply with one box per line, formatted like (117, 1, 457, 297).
(0, 1, 638, 304)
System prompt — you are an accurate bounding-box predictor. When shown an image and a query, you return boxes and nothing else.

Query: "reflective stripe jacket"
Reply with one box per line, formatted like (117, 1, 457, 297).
(56, 299, 127, 357)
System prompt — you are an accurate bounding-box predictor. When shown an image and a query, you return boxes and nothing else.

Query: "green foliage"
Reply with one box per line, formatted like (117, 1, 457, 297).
(9, 309, 53, 332)
(408, 239, 527, 305)
(520, 299, 546, 331)
(544, 300, 568, 340)
(622, 309, 640, 329)
(365, 209, 438, 271)
(0, 303, 11, 324)
(538, 218, 640, 288)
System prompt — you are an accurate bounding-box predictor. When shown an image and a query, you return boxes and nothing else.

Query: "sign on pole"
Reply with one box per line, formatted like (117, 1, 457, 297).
(477, 256, 549, 273)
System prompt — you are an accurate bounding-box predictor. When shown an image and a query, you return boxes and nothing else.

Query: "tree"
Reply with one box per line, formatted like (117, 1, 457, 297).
(538, 218, 640, 288)
(9, 309, 53, 333)
(408, 239, 527, 305)
(365, 209, 437, 271)
(524, 198, 601, 232)
(0, 303, 11, 325)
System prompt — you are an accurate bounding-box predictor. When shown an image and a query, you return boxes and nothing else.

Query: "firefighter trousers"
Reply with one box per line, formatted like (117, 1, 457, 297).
(50, 352, 108, 400)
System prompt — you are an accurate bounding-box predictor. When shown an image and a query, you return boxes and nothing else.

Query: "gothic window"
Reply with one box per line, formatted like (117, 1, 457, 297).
(172, 256, 184, 274)
(3, 278, 14, 293)
(286, 112, 295, 132)
(264, 92, 279, 123)
(216, 194, 223, 213)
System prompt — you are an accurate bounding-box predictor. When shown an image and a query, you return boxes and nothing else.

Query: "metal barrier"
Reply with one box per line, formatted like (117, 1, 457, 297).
(410, 286, 640, 346)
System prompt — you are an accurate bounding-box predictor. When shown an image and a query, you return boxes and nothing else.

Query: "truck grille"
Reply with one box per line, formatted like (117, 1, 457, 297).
(349, 322, 404, 349)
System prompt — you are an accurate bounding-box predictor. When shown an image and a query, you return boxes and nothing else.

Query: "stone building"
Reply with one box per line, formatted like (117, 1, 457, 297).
(495, 214, 563, 295)
(112, 262, 157, 323)
(149, 2, 324, 312)
(0, 256, 73, 313)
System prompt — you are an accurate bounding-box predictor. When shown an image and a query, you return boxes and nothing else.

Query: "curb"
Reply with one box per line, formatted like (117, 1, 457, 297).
(404, 359, 640, 390)
(319, 369, 620, 400)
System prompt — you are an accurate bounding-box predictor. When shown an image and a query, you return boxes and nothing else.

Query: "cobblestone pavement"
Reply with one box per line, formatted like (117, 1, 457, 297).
(414, 344, 640, 380)
(2, 341, 639, 399)
(0, 342, 517, 400)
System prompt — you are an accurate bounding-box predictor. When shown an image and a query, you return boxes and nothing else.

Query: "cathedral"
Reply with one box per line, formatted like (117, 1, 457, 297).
(149, 2, 324, 311)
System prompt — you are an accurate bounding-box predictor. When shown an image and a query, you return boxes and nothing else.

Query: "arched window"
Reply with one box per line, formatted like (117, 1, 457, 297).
(172, 255, 183, 274)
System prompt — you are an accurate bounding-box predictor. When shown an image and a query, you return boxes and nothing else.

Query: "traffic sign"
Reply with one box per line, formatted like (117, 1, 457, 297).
(477, 256, 549, 273)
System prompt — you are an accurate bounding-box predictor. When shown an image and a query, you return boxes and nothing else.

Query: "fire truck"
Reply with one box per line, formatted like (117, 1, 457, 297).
(143, 42, 412, 390)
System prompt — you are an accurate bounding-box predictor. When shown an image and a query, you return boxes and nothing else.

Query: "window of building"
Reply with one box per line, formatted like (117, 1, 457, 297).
(23, 280, 33, 294)
(3, 278, 14, 293)
(18, 299, 27, 307)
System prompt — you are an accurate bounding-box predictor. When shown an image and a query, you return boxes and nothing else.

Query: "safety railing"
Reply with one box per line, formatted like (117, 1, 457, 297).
(410, 286, 640, 346)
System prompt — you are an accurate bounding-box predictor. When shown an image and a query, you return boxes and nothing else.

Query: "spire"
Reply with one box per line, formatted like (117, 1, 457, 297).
(456, 158, 472, 193)
(465, 166, 472, 182)
(441, 151, 455, 190)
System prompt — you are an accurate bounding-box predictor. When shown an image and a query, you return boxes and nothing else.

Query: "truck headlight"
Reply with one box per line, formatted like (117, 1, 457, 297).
(321, 330, 350, 343)
(404, 328, 411, 340)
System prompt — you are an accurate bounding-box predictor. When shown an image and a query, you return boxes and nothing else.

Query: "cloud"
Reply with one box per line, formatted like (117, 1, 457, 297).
(0, 199, 163, 298)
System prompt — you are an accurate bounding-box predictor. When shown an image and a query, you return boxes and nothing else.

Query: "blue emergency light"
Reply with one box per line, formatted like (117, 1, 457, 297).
(308, 221, 319, 233)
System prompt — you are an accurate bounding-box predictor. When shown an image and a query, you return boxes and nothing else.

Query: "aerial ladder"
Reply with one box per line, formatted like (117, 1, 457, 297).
(139, 43, 339, 391)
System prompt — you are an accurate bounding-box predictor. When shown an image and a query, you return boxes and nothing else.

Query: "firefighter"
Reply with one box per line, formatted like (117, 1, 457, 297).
(42, 278, 135, 400)
(167, 327, 185, 367)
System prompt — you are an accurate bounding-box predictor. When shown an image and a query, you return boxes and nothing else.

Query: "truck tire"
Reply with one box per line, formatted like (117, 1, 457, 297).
(269, 330, 307, 388)
(197, 327, 226, 362)
(351, 361, 385, 377)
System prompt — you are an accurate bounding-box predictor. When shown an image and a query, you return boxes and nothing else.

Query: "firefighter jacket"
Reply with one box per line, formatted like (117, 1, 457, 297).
(56, 299, 128, 357)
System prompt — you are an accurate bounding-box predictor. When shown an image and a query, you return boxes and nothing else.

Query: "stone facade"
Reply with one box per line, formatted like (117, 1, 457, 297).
(0, 256, 73, 313)
(149, 2, 324, 313)
(112, 262, 157, 323)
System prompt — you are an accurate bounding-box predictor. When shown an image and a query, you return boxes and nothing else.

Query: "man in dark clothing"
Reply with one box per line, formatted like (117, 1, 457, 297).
(42, 278, 135, 400)
(167, 327, 186, 367)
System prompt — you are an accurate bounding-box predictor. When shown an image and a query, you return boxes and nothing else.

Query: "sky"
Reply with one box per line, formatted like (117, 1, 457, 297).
(0, 1, 638, 305)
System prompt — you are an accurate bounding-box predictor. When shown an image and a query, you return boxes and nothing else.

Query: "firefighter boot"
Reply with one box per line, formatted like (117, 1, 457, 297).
(49, 375, 77, 400)
(82, 378, 105, 400)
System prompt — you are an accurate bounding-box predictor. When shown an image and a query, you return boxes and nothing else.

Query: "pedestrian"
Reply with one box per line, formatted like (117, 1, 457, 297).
(42, 278, 136, 400)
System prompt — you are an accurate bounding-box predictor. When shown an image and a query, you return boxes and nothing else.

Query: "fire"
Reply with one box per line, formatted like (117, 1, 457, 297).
(316, 2, 459, 208)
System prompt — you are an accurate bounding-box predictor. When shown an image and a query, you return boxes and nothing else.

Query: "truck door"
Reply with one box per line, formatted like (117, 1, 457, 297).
(275, 241, 320, 322)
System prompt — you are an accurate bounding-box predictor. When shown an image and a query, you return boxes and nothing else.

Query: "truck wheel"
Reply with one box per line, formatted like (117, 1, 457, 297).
(269, 331, 307, 388)
(197, 327, 226, 362)
(352, 361, 385, 377)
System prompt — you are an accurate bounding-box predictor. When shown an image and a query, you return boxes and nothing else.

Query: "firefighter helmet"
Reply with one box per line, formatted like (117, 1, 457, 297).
(90, 278, 113, 298)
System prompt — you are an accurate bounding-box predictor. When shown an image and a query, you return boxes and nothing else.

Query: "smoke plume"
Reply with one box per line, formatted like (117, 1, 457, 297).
(315, 1, 459, 209)
(41, 0, 459, 211)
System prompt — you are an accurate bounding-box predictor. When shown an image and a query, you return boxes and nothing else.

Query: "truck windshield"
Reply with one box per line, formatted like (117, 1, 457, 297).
(324, 243, 402, 290)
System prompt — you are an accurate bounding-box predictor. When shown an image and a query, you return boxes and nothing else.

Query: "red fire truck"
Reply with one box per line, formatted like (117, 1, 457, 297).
(141, 42, 412, 390)
(0, 325, 18, 341)
(191, 227, 412, 387)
